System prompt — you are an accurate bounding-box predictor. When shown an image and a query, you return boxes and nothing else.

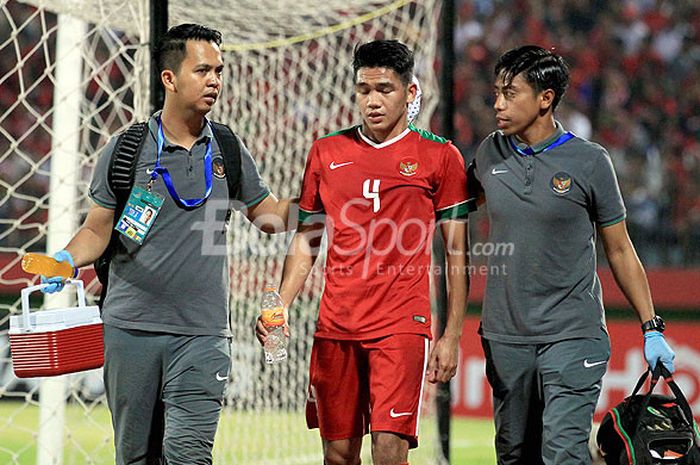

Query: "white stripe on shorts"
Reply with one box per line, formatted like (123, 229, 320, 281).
(415, 336, 429, 436)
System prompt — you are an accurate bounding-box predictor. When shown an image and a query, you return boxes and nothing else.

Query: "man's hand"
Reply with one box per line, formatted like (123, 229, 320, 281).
(426, 335, 460, 383)
(41, 250, 75, 294)
(254, 316, 269, 345)
(644, 331, 675, 373)
(254, 308, 290, 346)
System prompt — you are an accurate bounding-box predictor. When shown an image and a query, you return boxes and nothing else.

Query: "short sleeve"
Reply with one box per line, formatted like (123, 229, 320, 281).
(235, 136, 271, 209)
(590, 149, 626, 227)
(434, 142, 469, 221)
(88, 136, 119, 209)
(298, 142, 324, 224)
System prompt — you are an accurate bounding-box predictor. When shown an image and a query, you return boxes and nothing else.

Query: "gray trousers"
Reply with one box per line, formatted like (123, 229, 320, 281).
(104, 324, 230, 465)
(482, 333, 610, 465)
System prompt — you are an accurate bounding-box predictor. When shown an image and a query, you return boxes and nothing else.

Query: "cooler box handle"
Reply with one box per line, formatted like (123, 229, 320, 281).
(20, 279, 88, 331)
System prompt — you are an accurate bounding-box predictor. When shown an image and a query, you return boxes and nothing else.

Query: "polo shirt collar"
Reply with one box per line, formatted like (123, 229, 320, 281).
(149, 110, 213, 150)
(511, 120, 566, 155)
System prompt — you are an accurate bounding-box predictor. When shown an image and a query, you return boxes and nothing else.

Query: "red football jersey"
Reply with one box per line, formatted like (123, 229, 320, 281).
(299, 126, 468, 340)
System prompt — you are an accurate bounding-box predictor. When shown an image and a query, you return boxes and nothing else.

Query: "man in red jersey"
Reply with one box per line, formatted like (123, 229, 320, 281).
(256, 40, 469, 465)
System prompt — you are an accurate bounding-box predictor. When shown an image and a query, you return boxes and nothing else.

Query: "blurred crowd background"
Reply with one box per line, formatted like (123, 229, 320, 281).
(445, 0, 700, 267)
(2, 0, 699, 266)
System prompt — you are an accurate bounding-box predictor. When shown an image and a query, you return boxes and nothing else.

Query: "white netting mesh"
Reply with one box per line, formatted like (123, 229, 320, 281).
(0, 1, 443, 464)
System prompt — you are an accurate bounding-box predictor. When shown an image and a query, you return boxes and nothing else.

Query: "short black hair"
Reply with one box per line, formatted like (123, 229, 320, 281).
(495, 45, 569, 110)
(352, 40, 414, 85)
(155, 23, 222, 74)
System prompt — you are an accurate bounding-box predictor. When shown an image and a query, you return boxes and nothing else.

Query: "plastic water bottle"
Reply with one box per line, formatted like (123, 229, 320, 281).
(261, 284, 287, 364)
(21, 253, 74, 279)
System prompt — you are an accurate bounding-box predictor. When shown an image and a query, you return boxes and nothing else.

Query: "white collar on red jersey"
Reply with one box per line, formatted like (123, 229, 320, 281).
(357, 126, 411, 149)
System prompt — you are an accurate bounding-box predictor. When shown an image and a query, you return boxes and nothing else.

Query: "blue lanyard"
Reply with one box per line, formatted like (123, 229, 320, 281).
(150, 117, 213, 208)
(508, 131, 574, 156)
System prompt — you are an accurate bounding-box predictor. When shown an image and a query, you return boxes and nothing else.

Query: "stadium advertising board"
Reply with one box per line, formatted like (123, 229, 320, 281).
(452, 317, 700, 421)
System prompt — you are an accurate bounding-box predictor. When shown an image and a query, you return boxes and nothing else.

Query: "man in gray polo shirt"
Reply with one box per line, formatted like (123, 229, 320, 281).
(38, 24, 294, 465)
(467, 45, 676, 465)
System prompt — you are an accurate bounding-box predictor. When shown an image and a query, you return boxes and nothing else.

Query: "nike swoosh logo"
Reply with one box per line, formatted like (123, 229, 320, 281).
(330, 161, 354, 170)
(389, 408, 413, 418)
(583, 359, 607, 368)
(491, 168, 508, 175)
(215, 372, 228, 381)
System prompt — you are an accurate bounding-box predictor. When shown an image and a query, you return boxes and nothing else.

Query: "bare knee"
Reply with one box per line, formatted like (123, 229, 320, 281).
(323, 438, 363, 465)
(371, 432, 409, 465)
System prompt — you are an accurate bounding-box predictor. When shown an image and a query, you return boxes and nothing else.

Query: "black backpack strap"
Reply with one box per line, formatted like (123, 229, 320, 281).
(210, 121, 241, 202)
(108, 122, 148, 204)
(95, 122, 148, 304)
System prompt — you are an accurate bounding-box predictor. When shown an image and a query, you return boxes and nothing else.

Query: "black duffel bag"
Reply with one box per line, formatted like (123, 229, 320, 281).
(597, 365, 700, 464)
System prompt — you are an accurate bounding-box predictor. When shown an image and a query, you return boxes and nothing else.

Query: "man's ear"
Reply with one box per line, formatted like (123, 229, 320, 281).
(540, 88, 555, 112)
(406, 81, 418, 104)
(161, 70, 176, 93)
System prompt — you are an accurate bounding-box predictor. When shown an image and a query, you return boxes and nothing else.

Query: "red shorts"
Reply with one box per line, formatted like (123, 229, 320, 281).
(305, 333, 429, 448)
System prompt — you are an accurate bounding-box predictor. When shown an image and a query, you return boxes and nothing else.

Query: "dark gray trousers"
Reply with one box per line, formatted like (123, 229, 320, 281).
(104, 324, 230, 465)
(482, 333, 610, 465)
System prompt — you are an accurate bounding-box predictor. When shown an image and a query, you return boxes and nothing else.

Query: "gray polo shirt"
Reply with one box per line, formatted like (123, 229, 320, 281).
(89, 112, 270, 336)
(469, 122, 625, 344)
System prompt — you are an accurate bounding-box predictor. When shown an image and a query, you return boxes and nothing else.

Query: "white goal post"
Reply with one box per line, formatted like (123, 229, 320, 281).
(0, 1, 444, 464)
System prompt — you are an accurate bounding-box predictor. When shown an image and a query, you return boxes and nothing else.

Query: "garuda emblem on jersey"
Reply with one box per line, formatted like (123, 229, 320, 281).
(212, 156, 226, 179)
(398, 158, 419, 177)
(551, 171, 572, 194)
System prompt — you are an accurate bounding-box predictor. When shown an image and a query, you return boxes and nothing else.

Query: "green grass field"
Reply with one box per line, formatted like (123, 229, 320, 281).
(0, 400, 495, 464)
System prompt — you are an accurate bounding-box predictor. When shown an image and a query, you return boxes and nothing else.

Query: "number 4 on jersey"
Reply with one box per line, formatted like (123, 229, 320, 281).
(362, 179, 381, 213)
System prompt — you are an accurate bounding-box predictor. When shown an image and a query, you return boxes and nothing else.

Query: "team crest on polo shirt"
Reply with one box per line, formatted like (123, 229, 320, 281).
(398, 158, 419, 177)
(551, 171, 572, 194)
(212, 156, 226, 179)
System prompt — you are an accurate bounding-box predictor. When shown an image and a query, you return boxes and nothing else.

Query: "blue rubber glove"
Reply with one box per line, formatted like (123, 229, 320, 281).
(40, 250, 75, 294)
(643, 331, 675, 373)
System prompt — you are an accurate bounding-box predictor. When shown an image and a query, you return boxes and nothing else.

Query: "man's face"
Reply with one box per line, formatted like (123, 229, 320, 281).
(355, 67, 415, 140)
(492, 71, 544, 137)
(168, 40, 223, 114)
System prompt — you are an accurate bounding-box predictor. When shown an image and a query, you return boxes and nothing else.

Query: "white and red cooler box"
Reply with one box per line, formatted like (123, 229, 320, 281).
(9, 279, 104, 378)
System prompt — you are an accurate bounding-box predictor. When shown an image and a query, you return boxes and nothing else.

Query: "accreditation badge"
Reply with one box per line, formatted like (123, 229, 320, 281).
(114, 186, 164, 245)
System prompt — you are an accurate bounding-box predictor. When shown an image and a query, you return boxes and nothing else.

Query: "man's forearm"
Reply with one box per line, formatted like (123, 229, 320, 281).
(600, 221, 655, 324)
(443, 254, 468, 339)
(441, 220, 469, 339)
(62, 205, 115, 268)
(279, 225, 323, 308)
(279, 254, 314, 309)
(65, 226, 111, 268)
(607, 248, 655, 323)
(599, 222, 654, 323)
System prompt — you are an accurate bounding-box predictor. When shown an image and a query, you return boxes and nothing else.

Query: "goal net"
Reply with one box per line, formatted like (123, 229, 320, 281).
(0, 1, 444, 464)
